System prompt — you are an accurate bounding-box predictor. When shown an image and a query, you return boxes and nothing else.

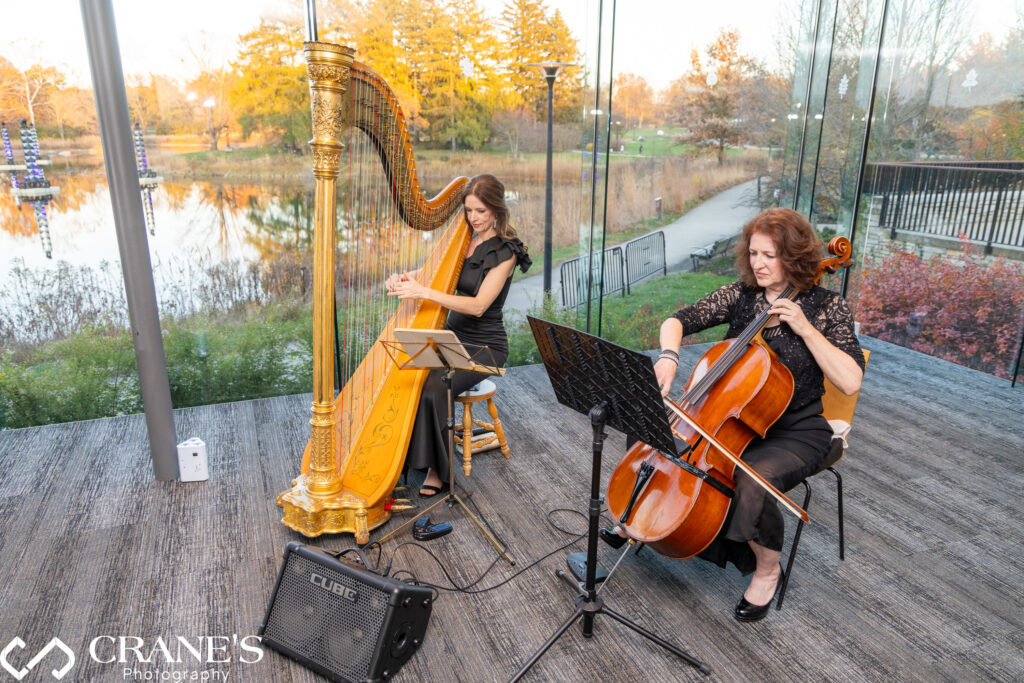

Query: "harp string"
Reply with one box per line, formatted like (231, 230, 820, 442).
(326, 62, 469, 481)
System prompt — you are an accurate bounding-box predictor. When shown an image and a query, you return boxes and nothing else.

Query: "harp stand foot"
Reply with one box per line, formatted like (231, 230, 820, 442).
(372, 366, 514, 565)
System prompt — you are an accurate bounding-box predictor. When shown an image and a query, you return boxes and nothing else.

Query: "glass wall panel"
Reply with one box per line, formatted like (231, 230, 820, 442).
(578, 0, 616, 334)
(0, 1, 590, 427)
(835, 0, 887, 239)
(847, 0, 1024, 380)
(781, 0, 827, 209)
(794, 0, 839, 218)
(588, 1, 804, 352)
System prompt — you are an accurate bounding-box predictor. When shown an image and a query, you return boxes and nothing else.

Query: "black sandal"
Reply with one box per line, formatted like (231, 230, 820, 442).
(599, 527, 629, 549)
(418, 482, 449, 498)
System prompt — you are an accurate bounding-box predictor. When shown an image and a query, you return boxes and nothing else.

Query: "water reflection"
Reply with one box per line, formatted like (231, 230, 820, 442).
(0, 176, 324, 344)
(0, 174, 313, 285)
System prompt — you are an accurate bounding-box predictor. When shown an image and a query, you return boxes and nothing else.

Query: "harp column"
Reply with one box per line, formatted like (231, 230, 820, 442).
(279, 42, 355, 529)
(306, 42, 352, 495)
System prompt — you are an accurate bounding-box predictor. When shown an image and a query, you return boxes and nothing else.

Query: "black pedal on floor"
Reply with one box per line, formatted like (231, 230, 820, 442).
(566, 552, 609, 584)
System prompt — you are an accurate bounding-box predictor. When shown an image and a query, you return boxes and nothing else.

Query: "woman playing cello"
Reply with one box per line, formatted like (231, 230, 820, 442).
(603, 208, 865, 621)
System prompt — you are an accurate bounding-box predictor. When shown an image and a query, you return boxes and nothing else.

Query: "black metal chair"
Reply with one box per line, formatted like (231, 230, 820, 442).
(776, 349, 869, 610)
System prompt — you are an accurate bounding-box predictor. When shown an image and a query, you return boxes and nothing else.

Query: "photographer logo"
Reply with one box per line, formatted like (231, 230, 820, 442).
(0, 638, 75, 681)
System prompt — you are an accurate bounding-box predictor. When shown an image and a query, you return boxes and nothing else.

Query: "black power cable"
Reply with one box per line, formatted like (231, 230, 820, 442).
(361, 507, 592, 598)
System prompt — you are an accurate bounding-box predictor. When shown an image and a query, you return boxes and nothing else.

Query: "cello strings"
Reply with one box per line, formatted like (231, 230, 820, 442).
(683, 285, 795, 403)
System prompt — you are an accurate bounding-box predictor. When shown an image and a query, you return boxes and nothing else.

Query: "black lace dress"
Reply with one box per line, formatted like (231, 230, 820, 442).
(405, 236, 531, 482)
(670, 281, 865, 573)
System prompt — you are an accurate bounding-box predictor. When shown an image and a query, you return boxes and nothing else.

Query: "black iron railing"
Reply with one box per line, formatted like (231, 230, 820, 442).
(865, 161, 1024, 253)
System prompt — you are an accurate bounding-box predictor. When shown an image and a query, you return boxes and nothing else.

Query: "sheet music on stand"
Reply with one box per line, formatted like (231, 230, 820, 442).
(506, 316, 710, 681)
(382, 328, 505, 378)
(530, 320, 676, 456)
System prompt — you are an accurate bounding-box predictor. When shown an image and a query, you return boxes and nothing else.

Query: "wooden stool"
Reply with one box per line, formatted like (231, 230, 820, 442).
(454, 379, 510, 476)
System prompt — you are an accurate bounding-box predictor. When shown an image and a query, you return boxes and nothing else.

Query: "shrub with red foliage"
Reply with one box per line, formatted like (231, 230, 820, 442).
(853, 239, 1024, 379)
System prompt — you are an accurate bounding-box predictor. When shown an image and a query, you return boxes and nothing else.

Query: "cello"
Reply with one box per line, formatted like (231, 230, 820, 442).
(606, 237, 854, 559)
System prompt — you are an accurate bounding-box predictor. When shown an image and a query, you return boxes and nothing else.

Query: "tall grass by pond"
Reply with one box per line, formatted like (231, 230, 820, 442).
(0, 270, 733, 429)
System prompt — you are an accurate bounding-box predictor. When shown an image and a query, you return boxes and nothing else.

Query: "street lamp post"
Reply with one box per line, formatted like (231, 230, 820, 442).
(527, 62, 573, 296)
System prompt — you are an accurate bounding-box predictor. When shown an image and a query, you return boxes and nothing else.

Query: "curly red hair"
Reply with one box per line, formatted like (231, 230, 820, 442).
(734, 208, 822, 291)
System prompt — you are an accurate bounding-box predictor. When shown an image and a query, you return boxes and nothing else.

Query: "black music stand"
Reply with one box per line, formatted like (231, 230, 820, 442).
(376, 329, 514, 565)
(509, 317, 710, 681)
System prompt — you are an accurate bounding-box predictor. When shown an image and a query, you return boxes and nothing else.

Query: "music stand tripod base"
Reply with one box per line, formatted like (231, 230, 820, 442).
(508, 318, 711, 681)
(375, 331, 514, 565)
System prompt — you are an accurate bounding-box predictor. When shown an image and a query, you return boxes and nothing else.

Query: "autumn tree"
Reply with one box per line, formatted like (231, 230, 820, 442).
(2, 63, 66, 127)
(48, 85, 95, 140)
(420, 0, 498, 151)
(612, 72, 655, 129)
(667, 29, 753, 165)
(150, 75, 193, 134)
(0, 56, 26, 121)
(229, 19, 309, 152)
(125, 75, 161, 130)
(500, 0, 581, 122)
(491, 107, 535, 158)
(354, 0, 501, 151)
(187, 68, 239, 150)
(354, 0, 427, 132)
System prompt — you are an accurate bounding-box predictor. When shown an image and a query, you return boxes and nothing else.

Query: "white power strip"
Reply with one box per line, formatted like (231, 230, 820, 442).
(177, 437, 209, 482)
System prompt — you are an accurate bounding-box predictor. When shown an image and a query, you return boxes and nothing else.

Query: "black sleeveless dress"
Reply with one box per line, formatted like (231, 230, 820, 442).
(404, 235, 531, 481)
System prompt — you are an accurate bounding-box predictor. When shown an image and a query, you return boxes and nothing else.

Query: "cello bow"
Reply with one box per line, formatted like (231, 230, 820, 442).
(663, 397, 811, 523)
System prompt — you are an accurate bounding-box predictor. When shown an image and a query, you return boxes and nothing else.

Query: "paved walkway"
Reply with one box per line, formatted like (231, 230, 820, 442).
(505, 179, 761, 313)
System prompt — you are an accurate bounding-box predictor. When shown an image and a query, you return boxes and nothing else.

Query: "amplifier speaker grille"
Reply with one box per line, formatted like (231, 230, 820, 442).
(260, 543, 433, 683)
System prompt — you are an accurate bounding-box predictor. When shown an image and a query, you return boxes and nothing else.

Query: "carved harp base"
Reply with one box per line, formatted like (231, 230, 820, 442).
(277, 476, 390, 543)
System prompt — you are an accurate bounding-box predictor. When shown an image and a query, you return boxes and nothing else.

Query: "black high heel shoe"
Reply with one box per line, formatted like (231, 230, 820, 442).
(734, 565, 785, 622)
(599, 527, 628, 549)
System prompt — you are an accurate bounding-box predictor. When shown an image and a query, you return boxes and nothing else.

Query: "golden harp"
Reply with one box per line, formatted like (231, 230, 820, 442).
(277, 41, 471, 542)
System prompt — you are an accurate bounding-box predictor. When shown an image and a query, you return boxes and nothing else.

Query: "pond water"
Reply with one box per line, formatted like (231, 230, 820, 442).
(1, 173, 313, 279)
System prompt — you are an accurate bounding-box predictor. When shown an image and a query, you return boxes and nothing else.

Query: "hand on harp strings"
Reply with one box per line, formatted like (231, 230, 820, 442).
(386, 271, 429, 301)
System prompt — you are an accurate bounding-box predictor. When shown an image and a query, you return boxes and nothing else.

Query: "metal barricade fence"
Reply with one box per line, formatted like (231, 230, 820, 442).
(624, 231, 667, 288)
(559, 230, 668, 308)
(559, 246, 625, 309)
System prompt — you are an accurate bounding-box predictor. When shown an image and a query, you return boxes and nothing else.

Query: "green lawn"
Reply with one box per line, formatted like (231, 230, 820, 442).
(597, 270, 732, 350)
(507, 270, 733, 366)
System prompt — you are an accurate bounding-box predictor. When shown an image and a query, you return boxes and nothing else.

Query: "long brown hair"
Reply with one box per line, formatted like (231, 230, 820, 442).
(463, 173, 517, 239)
(734, 208, 822, 290)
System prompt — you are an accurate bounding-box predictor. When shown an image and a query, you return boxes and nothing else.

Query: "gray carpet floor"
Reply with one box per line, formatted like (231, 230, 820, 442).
(0, 336, 1021, 682)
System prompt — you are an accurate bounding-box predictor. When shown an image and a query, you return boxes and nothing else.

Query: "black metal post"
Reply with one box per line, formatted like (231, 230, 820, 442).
(842, 0, 890, 297)
(80, 0, 178, 480)
(207, 105, 215, 151)
(1012, 323, 1024, 388)
(543, 74, 555, 295)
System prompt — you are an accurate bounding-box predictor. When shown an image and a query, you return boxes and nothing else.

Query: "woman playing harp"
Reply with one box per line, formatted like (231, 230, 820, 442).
(278, 42, 511, 542)
(386, 174, 531, 497)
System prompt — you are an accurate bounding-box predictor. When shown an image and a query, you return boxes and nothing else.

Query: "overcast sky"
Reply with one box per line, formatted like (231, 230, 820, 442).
(1, 0, 1016, 91)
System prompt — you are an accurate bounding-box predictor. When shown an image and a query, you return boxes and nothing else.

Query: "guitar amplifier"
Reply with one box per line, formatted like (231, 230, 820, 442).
(259, 542, 433, 682)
